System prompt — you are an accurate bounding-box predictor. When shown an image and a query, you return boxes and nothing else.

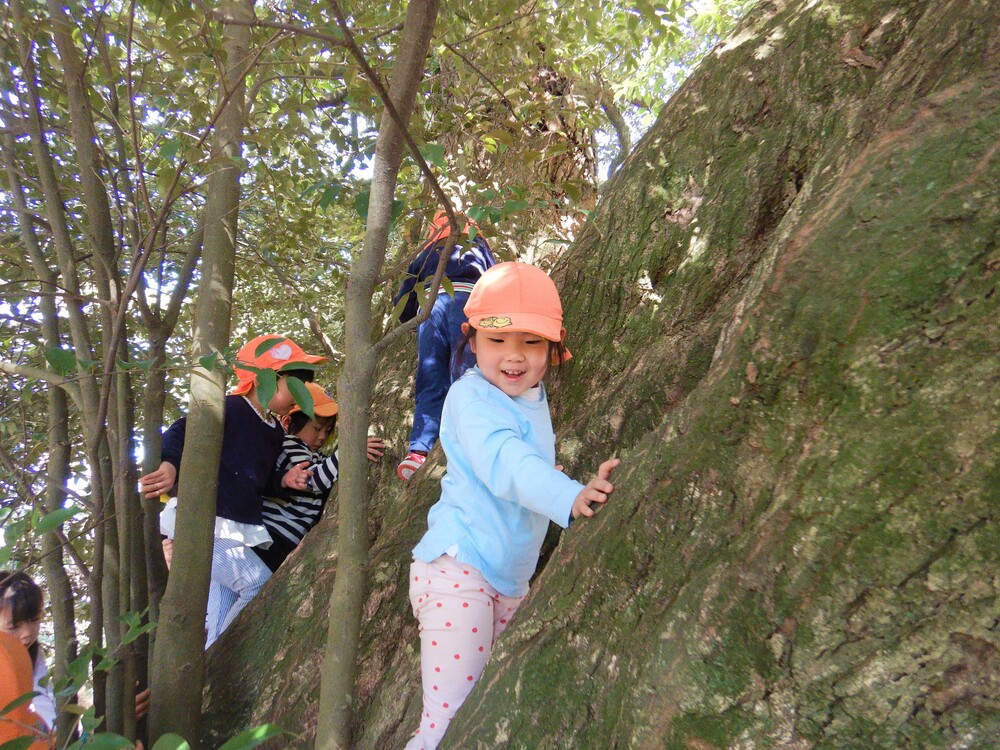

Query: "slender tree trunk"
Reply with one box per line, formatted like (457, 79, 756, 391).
(140, 229, 204, 619)
(2, 129, 80, 745)
(148, 2, 253, 746)
(315, 2, 440, 747)
(10, 0, 118, 722)
(142, 339, 171, 611)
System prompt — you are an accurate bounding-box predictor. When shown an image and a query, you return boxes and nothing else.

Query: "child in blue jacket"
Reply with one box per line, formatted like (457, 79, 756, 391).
(392, 211, 496, 480)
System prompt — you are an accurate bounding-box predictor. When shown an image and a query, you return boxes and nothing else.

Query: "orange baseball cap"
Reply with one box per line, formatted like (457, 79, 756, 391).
(463, 263, 570, 360)
(231, 335, 326, 396)
(289, 382, 339, 418)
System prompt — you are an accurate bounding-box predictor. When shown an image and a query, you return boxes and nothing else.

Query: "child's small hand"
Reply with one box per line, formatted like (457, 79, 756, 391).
(140, 461, 177, 499)
(282, 461, 313, 490)
(366, 437, 386, 462)
(571, 458, 621, 519)
(135, 684, 151, 720)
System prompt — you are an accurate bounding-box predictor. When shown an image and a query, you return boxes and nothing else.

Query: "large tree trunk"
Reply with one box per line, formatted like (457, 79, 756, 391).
(148, 1, 253, 746)
(204, 0, 999, 747)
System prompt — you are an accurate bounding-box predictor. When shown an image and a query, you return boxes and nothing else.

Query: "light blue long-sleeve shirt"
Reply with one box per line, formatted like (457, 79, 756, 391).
(412, 367, 583, 597)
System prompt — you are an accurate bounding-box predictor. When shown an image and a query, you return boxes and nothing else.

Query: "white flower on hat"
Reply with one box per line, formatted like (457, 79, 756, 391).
(270, 343, 293, 361)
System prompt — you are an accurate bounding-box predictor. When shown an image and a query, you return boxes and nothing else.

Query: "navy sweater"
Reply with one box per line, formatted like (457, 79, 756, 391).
(161, 395, 284, 525)
(392, 234, 496, 324)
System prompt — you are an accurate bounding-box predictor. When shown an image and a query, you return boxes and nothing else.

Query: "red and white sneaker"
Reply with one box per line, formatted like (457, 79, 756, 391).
(397, 452, 427, 481)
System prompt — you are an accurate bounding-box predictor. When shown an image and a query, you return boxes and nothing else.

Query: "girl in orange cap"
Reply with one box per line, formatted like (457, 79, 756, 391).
(404, 263, 621, 749)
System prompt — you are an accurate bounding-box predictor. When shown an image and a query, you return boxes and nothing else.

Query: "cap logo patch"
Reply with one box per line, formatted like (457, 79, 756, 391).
(269, 343, 293, 361)
(478, 316, 513, 329)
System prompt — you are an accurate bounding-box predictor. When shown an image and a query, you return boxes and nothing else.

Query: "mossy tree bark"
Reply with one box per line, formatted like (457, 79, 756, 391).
(204, 0, 999, 747)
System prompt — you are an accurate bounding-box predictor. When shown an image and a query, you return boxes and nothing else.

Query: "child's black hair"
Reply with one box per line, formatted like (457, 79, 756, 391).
(287, 410, 337, 435)
(0, 570, 43, 665)
(279, 368, 316, 384)
(452, 327, 567, 380)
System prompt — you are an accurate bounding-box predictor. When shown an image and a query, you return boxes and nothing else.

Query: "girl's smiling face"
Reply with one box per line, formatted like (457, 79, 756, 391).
(471, 330, 551, 398)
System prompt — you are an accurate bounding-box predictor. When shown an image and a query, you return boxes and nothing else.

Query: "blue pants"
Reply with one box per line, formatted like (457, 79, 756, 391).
(410, 291, 476, 453)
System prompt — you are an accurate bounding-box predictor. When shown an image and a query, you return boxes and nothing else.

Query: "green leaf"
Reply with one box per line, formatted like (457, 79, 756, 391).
(391, 293, 410, 323)
(502, 199, 529, 219)
(72, 734, 136, 749)
(255, 368, 277, 414)
(0, 737, 37, 750)
(44, 346, 78, 376)
(419, 142, 446, 168)
(4, 519, 27, 548)
(355, 189, 371, 220)
(562, 181, 582, 202)
(1, 690, 40, 715)
(216, 724, 286, 750)
(286, 376, 314, 421)
(151, 735, 192, 750)
(199, 352, 219, 371)
(467, 205, 490, 224)
(160, 139, 181, 161)
(319, 183, 341, 209)
(254, 337, 286, 357)
(277, 362, 319, 375)
(120, 608, 157, 646)
(482, 129, 514, 146)
(35, 506, 82, 535)
(131, 358, 157, 373)
(441, 276, 455, 298)
(414, 283, 429, 315)
(67, 649, 93, 684)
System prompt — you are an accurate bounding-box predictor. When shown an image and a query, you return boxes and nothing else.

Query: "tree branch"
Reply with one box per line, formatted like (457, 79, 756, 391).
(0, 361, 84, 405)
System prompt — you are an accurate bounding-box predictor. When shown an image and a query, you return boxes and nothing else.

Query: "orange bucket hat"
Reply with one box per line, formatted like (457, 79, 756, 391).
(425, 210, 478, 244)
(288, 382, 339, 418)
(231, 335, 327, 396)
(463, 262, 571, 360)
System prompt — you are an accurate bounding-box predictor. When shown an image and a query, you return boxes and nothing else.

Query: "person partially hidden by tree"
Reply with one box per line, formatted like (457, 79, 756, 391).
(392, 210, 497, 481)
(254, 382, 385, 572)
(140, 335, 325, 646)
(1, 569, 150, 744)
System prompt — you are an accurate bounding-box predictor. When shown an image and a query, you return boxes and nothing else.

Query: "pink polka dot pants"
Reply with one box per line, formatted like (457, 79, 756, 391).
(404, 555, 523, 750)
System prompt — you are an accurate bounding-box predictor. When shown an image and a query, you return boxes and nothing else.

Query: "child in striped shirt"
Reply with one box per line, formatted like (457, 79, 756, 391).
(255, 382, 385, 571)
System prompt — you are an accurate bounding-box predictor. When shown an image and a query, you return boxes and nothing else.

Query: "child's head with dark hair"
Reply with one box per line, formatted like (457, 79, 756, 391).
(285, 382, 339, 451)
(279, 369, 316, 384)
(454, 262, 571, 388)
(0, 571, 44, 663)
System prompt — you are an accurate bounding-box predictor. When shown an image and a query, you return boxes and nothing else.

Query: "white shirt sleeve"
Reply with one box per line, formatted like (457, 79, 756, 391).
(31, 653, 57, 730)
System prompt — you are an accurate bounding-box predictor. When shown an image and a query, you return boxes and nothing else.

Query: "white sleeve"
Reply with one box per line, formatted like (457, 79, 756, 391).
(31, 654, 57, 730)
